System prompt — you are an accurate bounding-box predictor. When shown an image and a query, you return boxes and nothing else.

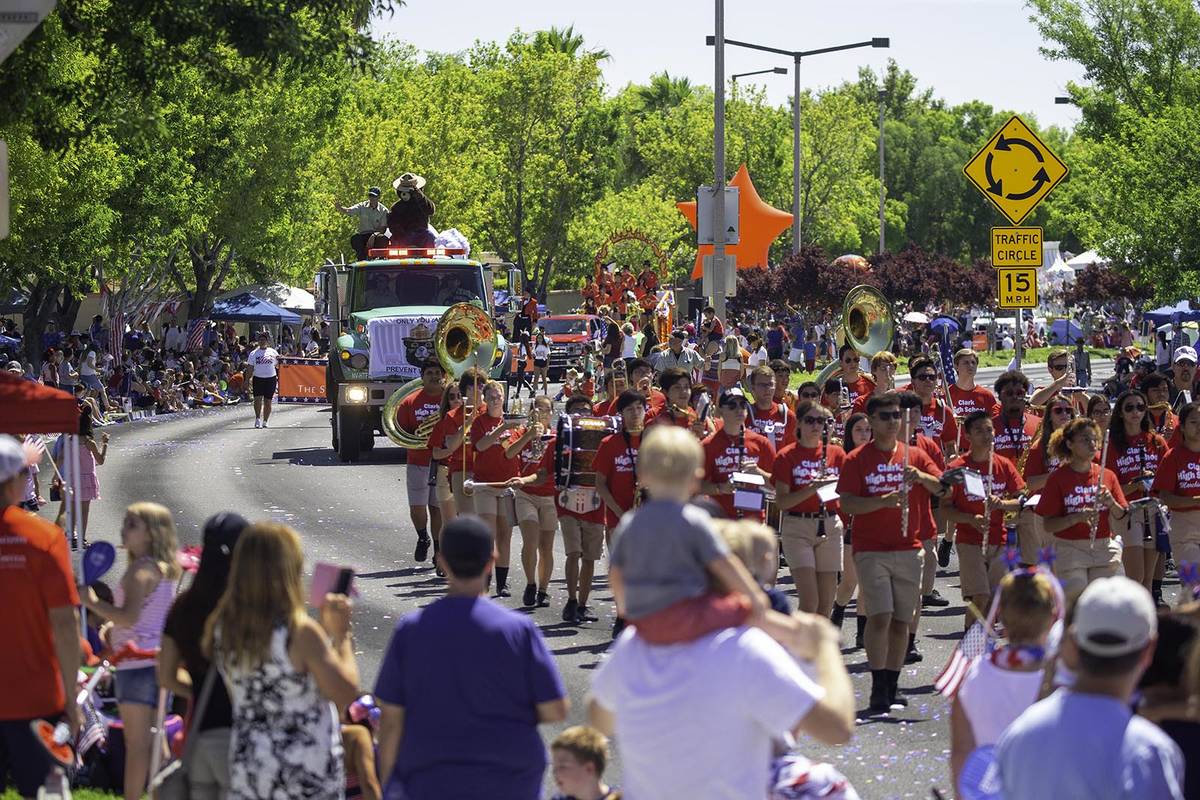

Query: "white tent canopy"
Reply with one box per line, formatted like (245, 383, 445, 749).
(1065, 249, 1110, 271)
(216, 282, 315, 314)
(1044, 256, 1076, 286)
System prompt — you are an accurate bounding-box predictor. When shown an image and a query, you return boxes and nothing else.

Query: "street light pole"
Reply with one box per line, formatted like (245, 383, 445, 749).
(713, 0, 727, 321)
(792, 54, 802, 254)
(878, 88, 886, 255)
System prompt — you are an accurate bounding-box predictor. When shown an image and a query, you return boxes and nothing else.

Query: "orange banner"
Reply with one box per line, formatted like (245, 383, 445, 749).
(276, 358, 327, 403)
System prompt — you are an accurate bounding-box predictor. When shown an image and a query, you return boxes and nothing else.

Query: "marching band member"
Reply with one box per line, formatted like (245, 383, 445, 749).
(835, 344, 875, 408)
(428, 382, 464, 555)
(1141, 373, 1180, 442)
(468, 381, 521, 597)
(947, 349, 998, 420)
(1105, 389, 1167, 591)
(1152, 401, 1200, 571)
(648, 367, 712, 438)
(746, 365, 797, 450)
(899, 391, 946, 660)
(907, 355, 959, 458)
(1030, 347, 1085, 413)
(556, 394, 607, 624)
(769, 359, 798, 413)
(772, 400, 845, 615)
(832, 412, 873, 648)
(396, 362, 446, 563)
(1020, 393, 1075, 566)
(1035, 417, 1127, 595)
(838, 392, 948, 715)
(699, 388, 775, 522)
(431, 368, 489, 521)
(504, 395, 558, 609)
(850, 351, 898, 415)
(991, 371, 1038, 464)
(598, 358, 665, 418)
(943, 410, 1025, 630)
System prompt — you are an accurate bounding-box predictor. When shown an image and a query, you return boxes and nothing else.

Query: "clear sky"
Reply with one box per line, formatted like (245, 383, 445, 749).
(372, 0, 1084, 128)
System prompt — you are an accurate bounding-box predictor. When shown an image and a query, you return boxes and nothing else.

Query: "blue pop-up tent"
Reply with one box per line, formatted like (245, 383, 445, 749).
(208, 292, 301, 325)
(1049, 319, 1084, 345)
(1143, 300, 1200, 326)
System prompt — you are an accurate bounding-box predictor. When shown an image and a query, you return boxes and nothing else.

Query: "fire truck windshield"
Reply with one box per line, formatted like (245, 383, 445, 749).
(353, 266, 485, 312)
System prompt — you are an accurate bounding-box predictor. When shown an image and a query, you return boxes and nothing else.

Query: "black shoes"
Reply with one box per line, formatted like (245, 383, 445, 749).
(922, 589, 950, 607)
(937, 538, 953, 568)
(905, 635, 923, 664)
(854, 616, 866, 650)
(867, 671, 891, 716)
(576, 604, 597, 623)
(522, 584, 537, 607)
(415, 534, 431, 563)
(888, 670, 908, 709)
(612, 616, 627, 639)
(536, 590, 550, 608)
(831, 602, 846, 628)
(562, 598, 578, 622)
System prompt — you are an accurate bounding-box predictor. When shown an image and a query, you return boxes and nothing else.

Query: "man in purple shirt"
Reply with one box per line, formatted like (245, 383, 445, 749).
(375, 515, 569, 800)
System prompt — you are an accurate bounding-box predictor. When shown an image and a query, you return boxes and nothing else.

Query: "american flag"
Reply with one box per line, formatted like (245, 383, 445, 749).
(186, 318, 208, 352)
(934, 620, 993, 698)
(76, 696, 107, 757)
(108, 310, 125, 355)
(934, 322, 957, 385)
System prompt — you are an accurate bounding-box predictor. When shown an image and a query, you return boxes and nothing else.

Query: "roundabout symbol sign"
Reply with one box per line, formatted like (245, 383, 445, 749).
(963, 115, 1068, 225)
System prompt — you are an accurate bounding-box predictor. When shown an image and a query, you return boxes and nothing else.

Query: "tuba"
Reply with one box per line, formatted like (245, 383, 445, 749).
(382, 303, 498, 449)
(813, 285, 895, 389)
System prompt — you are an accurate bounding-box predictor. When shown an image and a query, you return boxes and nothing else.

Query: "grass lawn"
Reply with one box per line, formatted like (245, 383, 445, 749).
(787, 346, 1118, 387)
(2, 791, 116, 799)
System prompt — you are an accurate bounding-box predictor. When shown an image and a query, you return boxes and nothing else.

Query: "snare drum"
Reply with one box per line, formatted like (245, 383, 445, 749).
(555, 414, 618, 514)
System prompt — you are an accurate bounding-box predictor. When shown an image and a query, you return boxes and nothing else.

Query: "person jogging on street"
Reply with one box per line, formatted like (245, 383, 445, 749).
(249, 332, 279, 428)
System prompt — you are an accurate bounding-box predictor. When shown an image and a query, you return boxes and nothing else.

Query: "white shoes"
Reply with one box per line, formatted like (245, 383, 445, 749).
(262, 420, 268, 428)
(255, 418, 262, 428)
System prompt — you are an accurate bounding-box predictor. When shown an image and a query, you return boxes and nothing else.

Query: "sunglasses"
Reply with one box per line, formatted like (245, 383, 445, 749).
(875, 410, 903, 421)
(801, 415, 828, 426)
(1123, 403, 1146, 413)
(1049, 362, 1069, 371)
(914, 373, 937, 382)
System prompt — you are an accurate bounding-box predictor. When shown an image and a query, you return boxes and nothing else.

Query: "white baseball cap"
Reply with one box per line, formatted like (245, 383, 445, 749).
(0, 437, 25, 483)
(1071, 576, 1157, 657)
(1174, 345, 1197, 364)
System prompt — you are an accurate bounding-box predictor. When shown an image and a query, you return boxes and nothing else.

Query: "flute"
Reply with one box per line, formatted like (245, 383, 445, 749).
(1090, 430, 1110, 548)
(983, 449, 994, 549)
(900, 434, 911, 538)
(816, 419, 831, 539)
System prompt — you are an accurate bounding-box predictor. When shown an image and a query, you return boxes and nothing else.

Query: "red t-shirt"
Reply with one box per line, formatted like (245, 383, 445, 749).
(1150, 409, 1178, 439)
(430, 405, 479, 474)
(522, 298, 539, 322)
(511, 429, 557, 497)
(947, 453, 1025, 546)
(948, 384, 998, 419)
(837, 442, 943, 552)
(1105, 431, 1167, 499)
(0, 507, 80, 719)
(772, 442, 846, 514)
(920, 398, 959, 452)
(1021, 440, 1062, 481)
(701, 428, 776, 520)
(469, 415, 518, 483)
(592, 431, 643, 526)
(598, 389, 666, 419)
(1036, 463, 1125, 540)
(394, 387, 443, 467)
(913, 433, 946, 471)
(747, 402, 797, 450)
(992, 411, 1039, 464)
(843, 374, 875, 408)
(1151, 445, 1200, 512)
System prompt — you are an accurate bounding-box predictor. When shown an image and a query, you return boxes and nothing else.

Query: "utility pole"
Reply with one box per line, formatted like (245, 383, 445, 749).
(712, 0, 727, 321)
(792, 54, 802, 254)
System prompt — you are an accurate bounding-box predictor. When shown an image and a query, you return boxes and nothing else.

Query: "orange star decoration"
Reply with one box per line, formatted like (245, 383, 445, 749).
(677, 164, 794, 280)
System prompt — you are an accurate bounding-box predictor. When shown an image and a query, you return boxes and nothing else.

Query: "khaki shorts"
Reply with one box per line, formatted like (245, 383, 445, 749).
(405, 463, 436, 507)
(921, 538, 937, 594)
(957, 543, 1006, 599)
(780, 515, 844, 573)
(435, 465, 453, 504)
(854, 548, 923, 622)
(561, 515, 605, 561)
(1114, 501, 1158, 548)
(1017, 508, 1045, 565)
(451, 471, 473, 514)
(471, 483, 515, 521)
(515, 491, 558, 529)
(1170, 509, 1200, 565)
(1054, 536, 1121, 596)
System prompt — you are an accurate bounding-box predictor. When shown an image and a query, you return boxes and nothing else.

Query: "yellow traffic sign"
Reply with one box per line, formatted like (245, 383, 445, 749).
(996, 267, 1038, 309)
(991, 226, 1043, 268)
(964, 115, 1068, 225)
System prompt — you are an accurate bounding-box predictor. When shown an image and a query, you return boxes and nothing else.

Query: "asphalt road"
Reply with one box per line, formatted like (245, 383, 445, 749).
(68, 356, 1148, 800)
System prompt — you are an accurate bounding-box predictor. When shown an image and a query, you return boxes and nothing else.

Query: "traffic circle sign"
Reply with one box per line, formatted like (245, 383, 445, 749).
(964, 115, 1068, 225)
(996, 267, 1039, 309)
(991, 226, 1042, 268)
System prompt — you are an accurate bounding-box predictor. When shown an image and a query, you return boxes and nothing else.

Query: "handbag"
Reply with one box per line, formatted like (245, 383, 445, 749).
(153, 665, 219, 800)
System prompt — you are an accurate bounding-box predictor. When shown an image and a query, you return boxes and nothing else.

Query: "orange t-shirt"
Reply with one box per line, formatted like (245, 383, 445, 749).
(947, 453, 1025, 546)
(394, 387, 443, 467)
(772, 442, 846, 514)
(701, 428, 776, 520)
(1151, 445, 1200, 512)
(836, 442, 942, 552)
(1036, 463, 1125, 540)
(0, 506, 80, 720)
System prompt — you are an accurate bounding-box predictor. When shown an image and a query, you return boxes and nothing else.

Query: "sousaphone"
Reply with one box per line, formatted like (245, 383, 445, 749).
(813, 285, 895, 389)
(382, 303, 499, 448)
